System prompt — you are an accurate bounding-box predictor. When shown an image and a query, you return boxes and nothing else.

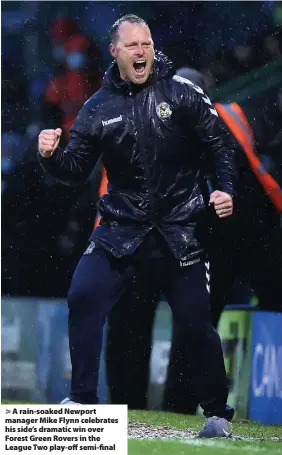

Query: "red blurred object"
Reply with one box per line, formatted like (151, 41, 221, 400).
(50, 17, 79, 44)
(65, 34, 90, 53)
(46, 71, 102, 139)
(65, 33, 103, 63)
(47, 18, 103, 140)
(46, 29, 103, 140)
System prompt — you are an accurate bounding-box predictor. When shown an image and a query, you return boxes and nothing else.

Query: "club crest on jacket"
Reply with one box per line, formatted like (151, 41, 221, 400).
(156, 102, 172, 119)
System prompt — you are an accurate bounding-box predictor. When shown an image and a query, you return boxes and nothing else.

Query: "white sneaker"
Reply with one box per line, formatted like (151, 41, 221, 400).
(60, 397, 81, 405)
(198, 416, 232, 438)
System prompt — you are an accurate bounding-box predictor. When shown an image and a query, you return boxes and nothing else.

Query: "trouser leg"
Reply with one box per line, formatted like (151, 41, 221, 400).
(67, 246, 135, 403)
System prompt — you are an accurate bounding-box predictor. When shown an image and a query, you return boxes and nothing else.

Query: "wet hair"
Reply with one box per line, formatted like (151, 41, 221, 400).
(109, 14, 149, 44)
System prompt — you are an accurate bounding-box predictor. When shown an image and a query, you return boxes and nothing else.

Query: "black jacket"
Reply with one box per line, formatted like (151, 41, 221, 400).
(38, 52, 237, 259)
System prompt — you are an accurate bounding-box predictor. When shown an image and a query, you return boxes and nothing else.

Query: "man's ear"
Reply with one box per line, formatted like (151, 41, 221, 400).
(109, 43, 117, 58)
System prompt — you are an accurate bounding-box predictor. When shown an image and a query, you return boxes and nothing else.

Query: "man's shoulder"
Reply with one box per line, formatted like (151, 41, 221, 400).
(165, 74, 198, 91)
(155, 74, 202, 109)
(171, 74, 196, 87)
(160, 74, 198, 98)
(82, 86, 112, 112)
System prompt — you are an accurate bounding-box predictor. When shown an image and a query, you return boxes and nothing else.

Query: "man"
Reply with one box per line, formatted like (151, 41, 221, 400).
(38, 15, 237, 438)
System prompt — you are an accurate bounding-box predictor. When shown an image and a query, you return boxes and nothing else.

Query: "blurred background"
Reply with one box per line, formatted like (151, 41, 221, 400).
(1, 1, 282, 424)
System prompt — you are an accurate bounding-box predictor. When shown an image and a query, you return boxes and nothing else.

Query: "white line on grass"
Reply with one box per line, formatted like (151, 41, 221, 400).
(182, 439, 274, 452)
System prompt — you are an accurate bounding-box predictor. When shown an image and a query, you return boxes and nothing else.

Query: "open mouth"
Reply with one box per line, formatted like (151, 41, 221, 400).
(133, 60, 146, 75)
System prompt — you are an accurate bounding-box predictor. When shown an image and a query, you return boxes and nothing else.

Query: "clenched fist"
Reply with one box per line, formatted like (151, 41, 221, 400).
(209, 190, 233, 218)
(38, 128, 62, 158)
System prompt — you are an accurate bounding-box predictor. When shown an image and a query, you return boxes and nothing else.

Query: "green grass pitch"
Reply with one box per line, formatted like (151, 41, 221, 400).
(2, 401, 282, 454)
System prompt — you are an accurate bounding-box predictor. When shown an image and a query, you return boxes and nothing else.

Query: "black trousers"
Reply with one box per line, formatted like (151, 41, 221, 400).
(106, 273, 158, 409)
(67, 232, 230, 418)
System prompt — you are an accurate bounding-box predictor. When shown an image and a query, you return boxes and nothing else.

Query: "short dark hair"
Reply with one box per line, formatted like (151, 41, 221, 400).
(109, 14, 149, 44)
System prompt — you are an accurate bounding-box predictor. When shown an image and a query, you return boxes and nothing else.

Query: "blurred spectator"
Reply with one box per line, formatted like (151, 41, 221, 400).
(262, 29, 281, 59)
(201, 22, 282, 87)
(45, 31, 103, 140)
(30, 18, 82, 132)
(206, 45, 238, 86)
(50, 16, 80, 68)
(233, 44, 253, 69)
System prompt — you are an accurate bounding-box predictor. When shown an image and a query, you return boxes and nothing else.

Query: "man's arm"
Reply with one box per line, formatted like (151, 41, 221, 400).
(180, 78, 238, 198)
(38, 102, 102, 187)
(179, 78, 238, 217)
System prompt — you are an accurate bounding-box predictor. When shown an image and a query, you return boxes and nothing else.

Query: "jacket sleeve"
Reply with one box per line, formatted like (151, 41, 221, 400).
(38, 101, 102, 187)
(182, 80, 238, 197)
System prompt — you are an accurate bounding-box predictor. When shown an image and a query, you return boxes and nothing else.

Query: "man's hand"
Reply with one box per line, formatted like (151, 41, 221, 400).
(38, 128, 62, 158)
(209, 190, 233, 218)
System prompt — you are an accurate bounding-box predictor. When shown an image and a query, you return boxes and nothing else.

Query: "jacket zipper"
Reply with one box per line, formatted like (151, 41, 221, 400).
(129, 85, 157, 223)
